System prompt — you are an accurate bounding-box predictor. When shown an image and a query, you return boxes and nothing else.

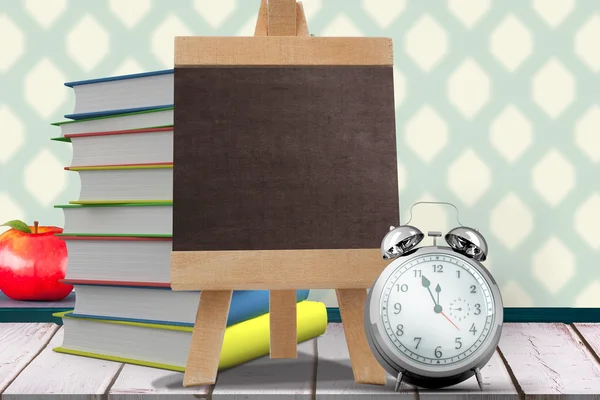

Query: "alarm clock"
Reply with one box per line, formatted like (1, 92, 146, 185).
(365, 202, 503, 391)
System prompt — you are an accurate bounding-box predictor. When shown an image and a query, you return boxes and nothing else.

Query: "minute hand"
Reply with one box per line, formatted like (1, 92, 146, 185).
(421, 276, 438, 306)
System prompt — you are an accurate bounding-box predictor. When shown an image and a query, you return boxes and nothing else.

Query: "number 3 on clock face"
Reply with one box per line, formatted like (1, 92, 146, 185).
(381, 253, 495, 366)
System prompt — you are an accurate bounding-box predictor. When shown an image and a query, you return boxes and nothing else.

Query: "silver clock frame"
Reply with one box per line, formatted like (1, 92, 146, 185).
(365, 245, 504, 389)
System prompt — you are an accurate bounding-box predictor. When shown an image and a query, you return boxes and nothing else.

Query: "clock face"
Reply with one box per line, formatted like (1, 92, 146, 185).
(380, 252, 496, 367)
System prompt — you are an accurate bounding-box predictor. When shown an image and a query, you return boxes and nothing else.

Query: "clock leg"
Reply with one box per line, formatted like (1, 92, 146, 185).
(394, 371, 404, 392)
(336, 288, 387, 385)
(474, 367, 484, 391)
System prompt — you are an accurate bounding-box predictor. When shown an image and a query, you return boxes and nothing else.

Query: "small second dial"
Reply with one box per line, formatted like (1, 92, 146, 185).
(449, 298, 471, 322)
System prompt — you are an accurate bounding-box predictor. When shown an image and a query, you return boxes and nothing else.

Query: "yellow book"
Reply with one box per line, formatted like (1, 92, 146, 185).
(53, 300, 326, 371)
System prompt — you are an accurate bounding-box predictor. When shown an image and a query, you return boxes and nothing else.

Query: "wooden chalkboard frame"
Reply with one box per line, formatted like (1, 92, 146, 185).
(170, 0, 398, 388)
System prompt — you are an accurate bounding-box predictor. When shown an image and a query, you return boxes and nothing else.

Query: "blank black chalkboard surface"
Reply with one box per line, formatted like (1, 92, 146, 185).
(170, 0, 398, 389)
(173, 65, 398, 251)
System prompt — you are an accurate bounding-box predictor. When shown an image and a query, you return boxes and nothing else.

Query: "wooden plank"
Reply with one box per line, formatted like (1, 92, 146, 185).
(269, 289, 298, 358)
(574, 323, 600, 362)
(267, 0, 296, 36)
(108, 364, 210, 399)
(211, 338, 316, 400)
(174, 36, 393, 66)
(498, 323, 600, 398)
(255, 0, 301, 362)
(183, 290, 232, 387)
(418, 351, 518, 399)
(0, 323, 59, 394)
(296, 1, 309, 36)
(2, 327, 123, 400)
(264, 0, 307, 358)
(170, 249, 387, 290)
(315, 323, 415, 399)
(336, 289, 387, 385)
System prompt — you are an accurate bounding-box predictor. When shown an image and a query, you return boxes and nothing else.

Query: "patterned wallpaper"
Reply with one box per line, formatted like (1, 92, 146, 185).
(0, 0, 598, 307)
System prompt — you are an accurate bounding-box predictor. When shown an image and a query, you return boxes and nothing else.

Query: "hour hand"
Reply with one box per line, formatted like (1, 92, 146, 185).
(422, 275, 438, 308)
(421, 276, 430, 288)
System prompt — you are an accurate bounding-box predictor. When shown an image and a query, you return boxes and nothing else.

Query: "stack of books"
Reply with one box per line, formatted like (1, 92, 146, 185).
(51, 70, 327, 372)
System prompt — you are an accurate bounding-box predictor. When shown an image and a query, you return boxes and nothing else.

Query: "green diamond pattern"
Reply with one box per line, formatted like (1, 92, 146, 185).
(0, 0, 599, 307)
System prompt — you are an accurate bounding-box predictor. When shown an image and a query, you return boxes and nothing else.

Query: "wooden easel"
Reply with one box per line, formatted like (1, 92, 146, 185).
(171, 0, 393, 388)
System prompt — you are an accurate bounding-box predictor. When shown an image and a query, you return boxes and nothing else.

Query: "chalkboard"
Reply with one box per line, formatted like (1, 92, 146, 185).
(173, 61, 399, 251)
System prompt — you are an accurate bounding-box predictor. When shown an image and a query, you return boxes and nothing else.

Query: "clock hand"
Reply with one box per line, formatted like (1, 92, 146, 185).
(441, 311, 460, 330)
(421, 275, 438, 307)
(421, 276, 430, 288)
(433, 284, 444, 313)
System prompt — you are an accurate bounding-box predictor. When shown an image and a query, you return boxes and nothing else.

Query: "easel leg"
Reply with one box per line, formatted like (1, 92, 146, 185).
(183, 290, 232, 387)
(336, 288, 387, 385)
(269, 289, 298, 358)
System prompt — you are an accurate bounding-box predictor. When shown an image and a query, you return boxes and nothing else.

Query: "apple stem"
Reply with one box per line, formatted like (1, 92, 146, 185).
(33, 221, 38, 234)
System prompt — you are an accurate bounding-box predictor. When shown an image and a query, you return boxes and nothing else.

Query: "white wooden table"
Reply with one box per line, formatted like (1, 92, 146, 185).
(1, 322, 599, 399)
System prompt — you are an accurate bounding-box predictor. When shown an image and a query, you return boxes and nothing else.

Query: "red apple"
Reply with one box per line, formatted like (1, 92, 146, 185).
(0, 220, 73, 301)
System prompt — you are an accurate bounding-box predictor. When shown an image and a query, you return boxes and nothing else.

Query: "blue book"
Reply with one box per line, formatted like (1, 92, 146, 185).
(64, 69, 174, 120)
(227, 290, 310, 326)
(68, 283, 310, 327)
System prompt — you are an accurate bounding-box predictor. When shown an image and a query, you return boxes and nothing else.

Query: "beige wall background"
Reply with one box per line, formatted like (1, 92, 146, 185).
(1, 0, 599, 307)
